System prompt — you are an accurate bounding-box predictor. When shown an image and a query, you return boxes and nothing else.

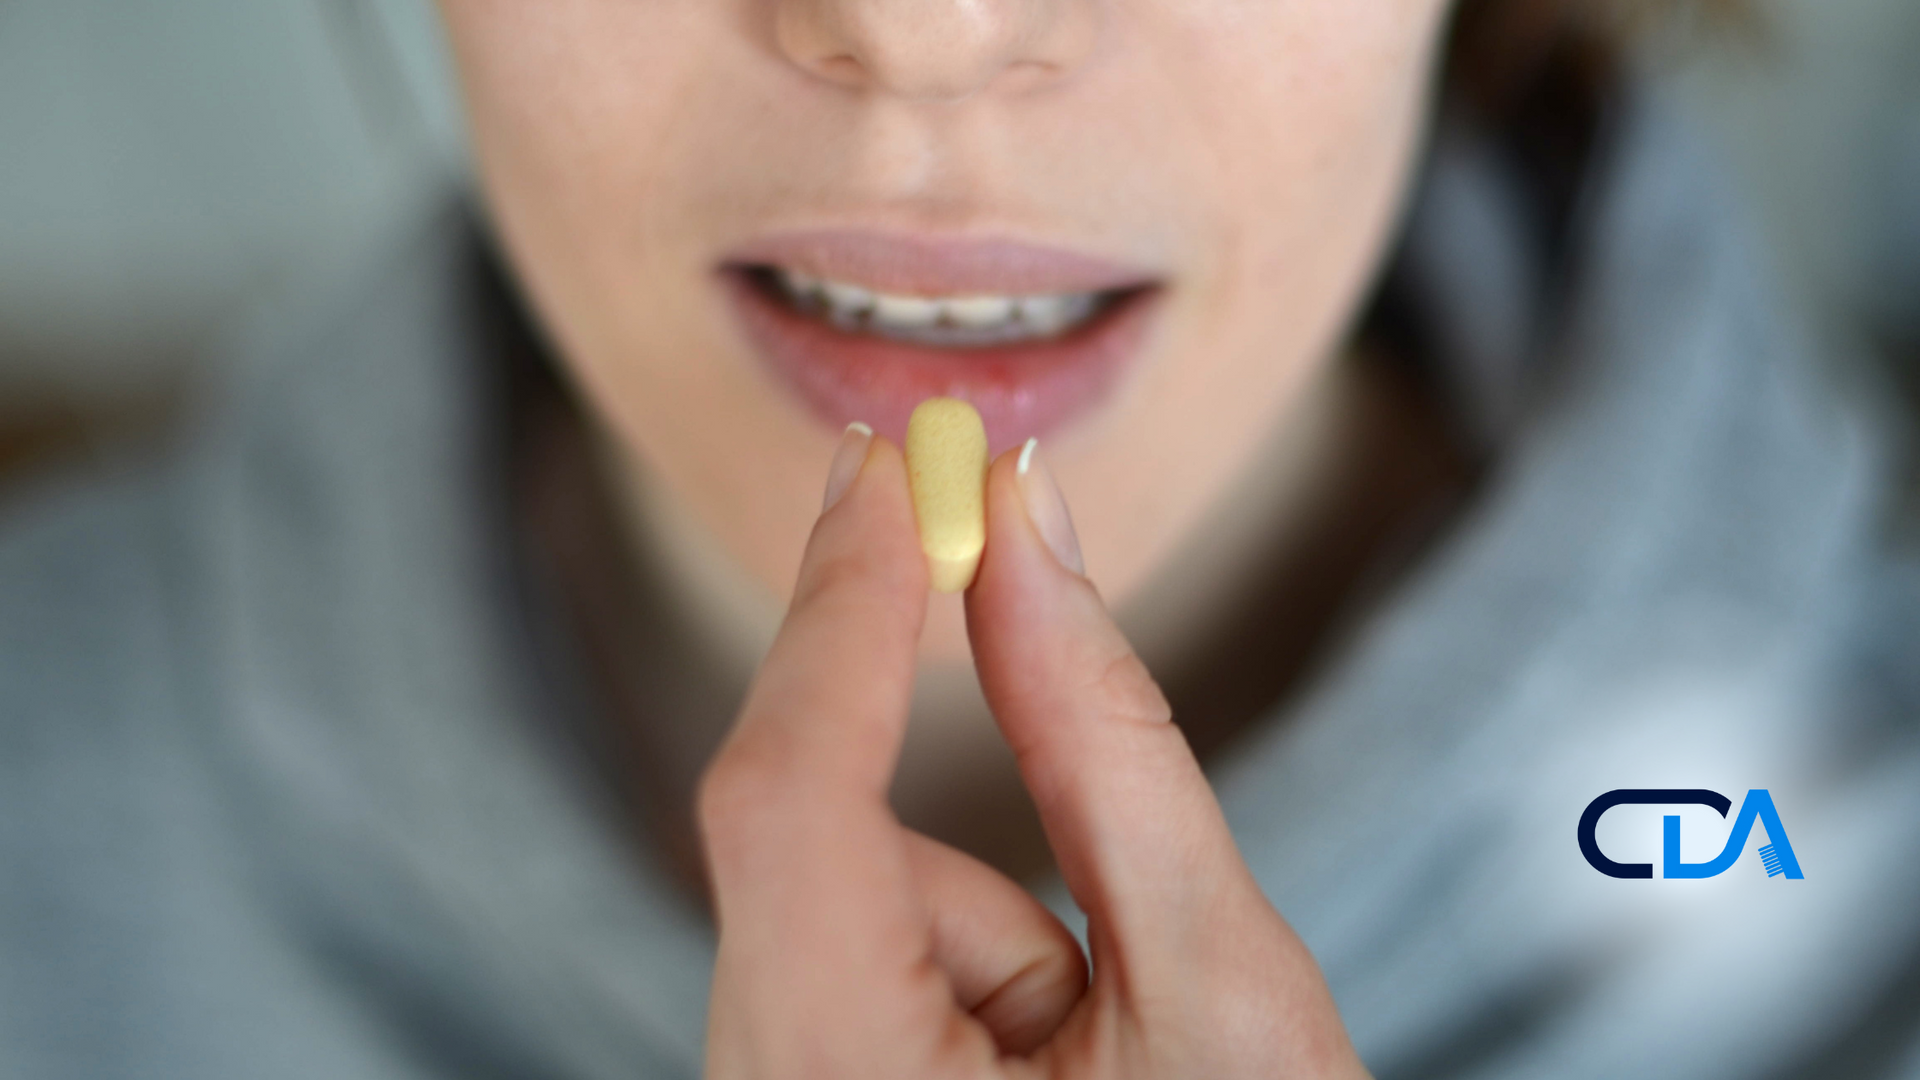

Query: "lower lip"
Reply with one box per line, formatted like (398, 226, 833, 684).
(722, 270, 1159, 452)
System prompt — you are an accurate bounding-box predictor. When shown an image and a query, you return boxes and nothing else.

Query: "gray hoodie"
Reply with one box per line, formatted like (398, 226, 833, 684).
(3, 91, 1917, 1079)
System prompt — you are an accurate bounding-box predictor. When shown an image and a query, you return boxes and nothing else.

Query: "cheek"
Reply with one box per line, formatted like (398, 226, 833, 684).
(450, 0, 727, 359)
(447, 0, 839, 600)
(1192, 0, 1444, 393)
(1058, 0, 1447, 598)
(1157, 0, 1446, 327)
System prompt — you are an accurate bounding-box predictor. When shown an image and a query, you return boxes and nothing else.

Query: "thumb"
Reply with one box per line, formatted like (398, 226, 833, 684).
(965, 441, 1261, 957)
(964, 441, 1354, 1072)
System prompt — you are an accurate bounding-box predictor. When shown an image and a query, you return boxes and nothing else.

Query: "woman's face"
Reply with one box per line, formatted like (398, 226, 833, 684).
(439, 0, 1450, 657)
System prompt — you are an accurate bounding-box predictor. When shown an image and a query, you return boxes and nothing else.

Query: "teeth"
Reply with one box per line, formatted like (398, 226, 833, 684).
(820, 280, 876, 323)
(771, 267, 1108, 345)
(871, 294, 941, 328)
(1016, 295, 1069, 334)
(778, 267, 819, 296)
(944, 295, 1016, 328)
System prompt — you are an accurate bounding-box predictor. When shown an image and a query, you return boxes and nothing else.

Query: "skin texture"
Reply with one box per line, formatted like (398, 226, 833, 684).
(436, 0, 1457, 1070)
(700, 433, 1371, 1076)
(437, 0, 1451, 663)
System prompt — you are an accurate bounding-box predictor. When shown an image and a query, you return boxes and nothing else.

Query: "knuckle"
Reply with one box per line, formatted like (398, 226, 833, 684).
(791, 540, 921, 617)
(696, 740, 788, 849)
(1089, 648, 1174, 727)
(790, 545, 867, 611)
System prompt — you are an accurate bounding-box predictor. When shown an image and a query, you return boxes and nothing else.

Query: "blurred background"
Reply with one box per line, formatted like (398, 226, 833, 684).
(1, 0, 1917, 481)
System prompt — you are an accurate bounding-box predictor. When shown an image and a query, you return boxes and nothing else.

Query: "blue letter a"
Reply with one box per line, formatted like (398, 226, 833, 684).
(1664, 789, 1803, 879)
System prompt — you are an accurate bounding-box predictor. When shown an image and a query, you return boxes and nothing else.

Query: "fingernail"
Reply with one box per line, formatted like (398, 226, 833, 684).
(822, 422, 874, 512)
(1015, 438, 1085, 576)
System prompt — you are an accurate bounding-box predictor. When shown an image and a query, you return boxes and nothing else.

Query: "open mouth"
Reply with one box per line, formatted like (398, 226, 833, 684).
(747, 265, 1133, 348)
(720, 240, 1162, 451)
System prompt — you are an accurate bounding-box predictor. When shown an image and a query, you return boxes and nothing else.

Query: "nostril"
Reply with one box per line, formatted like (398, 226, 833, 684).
(772, 0, 1094, 100)
(816, 53, 866, 85)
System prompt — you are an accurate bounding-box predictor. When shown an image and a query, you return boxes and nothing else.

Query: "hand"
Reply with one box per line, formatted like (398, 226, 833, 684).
(697, 427, 1371, 1079)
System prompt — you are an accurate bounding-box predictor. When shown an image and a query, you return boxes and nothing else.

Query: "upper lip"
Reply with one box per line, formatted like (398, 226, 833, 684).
(722, 229, 1161, 297)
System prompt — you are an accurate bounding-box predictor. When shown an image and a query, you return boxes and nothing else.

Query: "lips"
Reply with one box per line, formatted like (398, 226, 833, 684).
(719, 231, 1162, 452)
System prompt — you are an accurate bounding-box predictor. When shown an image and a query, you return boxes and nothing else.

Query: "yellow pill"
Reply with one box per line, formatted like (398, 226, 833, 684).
(904, 397, 989, 593)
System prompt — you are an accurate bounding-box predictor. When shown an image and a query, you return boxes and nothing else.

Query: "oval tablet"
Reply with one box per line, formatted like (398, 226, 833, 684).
(904, 397, 989, 593)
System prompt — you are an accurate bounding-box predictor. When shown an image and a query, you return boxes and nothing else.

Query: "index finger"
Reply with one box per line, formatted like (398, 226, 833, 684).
(697, 429, 948, 1059)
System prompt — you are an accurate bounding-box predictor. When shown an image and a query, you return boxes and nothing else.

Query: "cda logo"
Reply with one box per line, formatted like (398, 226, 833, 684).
(1579, 789, 1803, 880)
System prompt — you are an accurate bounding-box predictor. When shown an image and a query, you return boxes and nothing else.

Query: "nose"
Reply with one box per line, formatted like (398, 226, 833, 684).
(774, 0, 1096, 101)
